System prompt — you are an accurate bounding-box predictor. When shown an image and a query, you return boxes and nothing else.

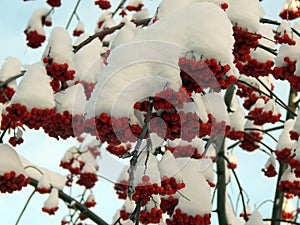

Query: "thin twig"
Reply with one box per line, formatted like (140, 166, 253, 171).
(263, 218, 300, 225)
(15, 190, 36, 225)
(65, 0, 82, 29)
(112, 0, 127, 17)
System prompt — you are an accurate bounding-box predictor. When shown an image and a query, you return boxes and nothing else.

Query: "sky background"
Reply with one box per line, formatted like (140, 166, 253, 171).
(0, 0, 293, 225)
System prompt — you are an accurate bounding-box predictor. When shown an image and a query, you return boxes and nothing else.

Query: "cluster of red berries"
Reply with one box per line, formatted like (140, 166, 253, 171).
(226, 130, 244, 141)
(279, 180, 300, 197)
(106, 143, 132, 157)
(152, 87, 191, 111)
(243, 95, 269, 111)
(279, 9, 300, 20)
(114, 179, 129, 199)
(178, 57, 234, 94)
(132, 182, 164, 206)
(271, 57, 300, 92)
(36, 186, 51, 194)
(43, 57, 75, 91)
(84, 113, 142, 145)
(74, 81, 95, 99)
(235, 58, 274, 78)
(208, 114, 231, 137)
(165, 145, 203, 159)
(140, 208, 163, 224)
(60, 157, 84, 175)
(0, 171, 30, 193)
(227, 161, 237, 169)
(47, 0, 61, 7)
(262, 164, 277, 177)
(126, 3, 144, 11)
(8, 136, 24, 147)
(84, 198, 96, 208)
(43, 112, 84, 140)
(73, 29, 84, 37)
(42, 206, 59, 215)
(41, 15, 52, 27)
(274, 33, 296, 45)
(160, 196, 179, 216)
(274, 148, 292, 163)
(290, 130, 299, 141)
(282, 210, 294, 220)
(76, 172, 98, 189)
(24, 29, 46, 49)
(239, 132, 263, 152)
(236, 81, 256, 99)
(160, 176, 185, 195)
(248, 107, 281, 126)
(150, 111, 199, 142)
(289, 157, 300, 177)
(232, 26, 262, 63)
(6, 104, 56, 130)
(94, 0, 111, 9)
(166, 209, 211, 225)
(0, 85, 15, 103)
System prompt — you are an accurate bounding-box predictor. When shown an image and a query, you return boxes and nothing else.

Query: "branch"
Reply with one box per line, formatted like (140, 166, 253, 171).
(264, 218, 300, 225)
(73, 18, 151, 53)
(29, 178, 108, 225)
(65, 0, 82, 29)
(257, 44, 277, 56)
(0, 71, 25, 88)
(222, 155, 249, 222)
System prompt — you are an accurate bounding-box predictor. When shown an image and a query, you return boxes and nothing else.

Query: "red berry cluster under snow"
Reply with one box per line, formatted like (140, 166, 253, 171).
(160, 196, 179, 216)
(85, 112, 142, 146)
(279, 9, 300, 20)
(0, 171, 30, 193)
(42, 206, 59, 215)
(126, 3, 144, 11)
(0, 85, 15, 104)
(236, 58, 274, 78)
(271, 57, 300, 92)
(76, 172, 98, 189)
(166, 209, 211, 225)
(232, 25, 262, 63)
(274, 33, 296, 45)
(24, 29, 46, 49)
(248, 106, 281, 126)
(178, 57, 235, 94)
(94, 0, 111, 10)
(240, 131, 263, 152)
(8, 136, 24, 147)
(274, 148, 292, 164)
(262, 164, 277, 177)
(74, 81, 95, 100)
(46, 0, 61, 7)
(106, 143, 132, 157)
(279, 179, 300, 197)
(165, 145, 203, 159)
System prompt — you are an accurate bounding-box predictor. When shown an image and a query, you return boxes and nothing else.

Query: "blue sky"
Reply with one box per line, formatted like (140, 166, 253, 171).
(0, 0, 292, 225)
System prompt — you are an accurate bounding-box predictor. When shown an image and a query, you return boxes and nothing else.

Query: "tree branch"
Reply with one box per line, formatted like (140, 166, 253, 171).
(29, 178, 108, 225)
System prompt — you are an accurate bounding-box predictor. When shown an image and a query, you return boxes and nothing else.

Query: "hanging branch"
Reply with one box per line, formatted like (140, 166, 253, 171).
(112, 0, 127, 17)
(65, 0, 82, 30)
(73, 18, 151, 53)
(222, 155, 249, 222)
(29, 178, 108, 225)
(15, 190, 36, 225)
(244, 128, 278, 143)
(257, 44, 277, 56)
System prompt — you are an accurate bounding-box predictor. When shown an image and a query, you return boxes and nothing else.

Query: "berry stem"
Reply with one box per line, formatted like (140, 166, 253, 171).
(112, 0, 127, 18)
(15, 190, 36, 225)
(65, 0, 82, 30)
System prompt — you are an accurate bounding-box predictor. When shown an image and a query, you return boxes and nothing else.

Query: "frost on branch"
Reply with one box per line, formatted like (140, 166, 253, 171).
(0, 144, 30, 193)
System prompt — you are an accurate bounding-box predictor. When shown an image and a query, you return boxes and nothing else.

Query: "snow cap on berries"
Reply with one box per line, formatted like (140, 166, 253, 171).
(43, 27, 74, 65)
(192, 93, 208, 123)
(245, 210, 265, 225)
(132, 8, 149, 21)
(0, 57, 22, 89)
(25, 8, 49, 34)
(10, 62, 55, 111)
(42, 188, 59, 215)
(158, 150, 182, 179)
(73, 21, 85, 37)
(110, 22, 139, 50)
(0, 144, 25, 176)
(278, 20, 293, 36)
(277, 119, 295, 150)
(226, 197, 244, 225)
(73, 34, 104, 83)
(36, 174, 52, 193)
(229, 107, 245, 131)
(202, 93, 229, 123)
(54, 83, 86, 114)
(227, 0, 263, 33)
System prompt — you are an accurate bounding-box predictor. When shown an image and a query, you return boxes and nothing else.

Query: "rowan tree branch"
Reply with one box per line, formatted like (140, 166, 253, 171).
(29, 178, 108, 225)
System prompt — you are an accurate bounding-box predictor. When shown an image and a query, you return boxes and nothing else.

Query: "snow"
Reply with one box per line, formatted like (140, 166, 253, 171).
(227, 0, 263, 33)
(202, 93, 229, 123)
(0, 144, 25, 176)
(20, 155, 66, 190)
(134, 152, 161, 185)
(25, 8, 49, 34)
(276, 119, 295, 150)
(132, 8, 149, 21)
(293, 111, 300, 132)
(37, 174, 51, 189)
(282, 0, 300, 11)
(54, 83, 86, 114)
(192, 93, 209, 123)
(73, 34, 104, 83)
(226, 197, 244, 225)
(277, 20, 293, 36)
(43, 188, 59, 209)
(0, 57, 22, 89)
(229, 107, 245, 131)
(292, 139, 300, 161)
(263, 99, 280, 115)
(110, 22, 139, 50)
(74, 21, 84, 32)
(245, 210, 265, 225)
(281, 166, 300, 182)
(250, 98, 265, 110)
(43, 27, 74, 65)
(264, 155, 276, 168)
(282, 197, 294, 215)
(10, 62, 55, 111)
(158, 150, 182, 179)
